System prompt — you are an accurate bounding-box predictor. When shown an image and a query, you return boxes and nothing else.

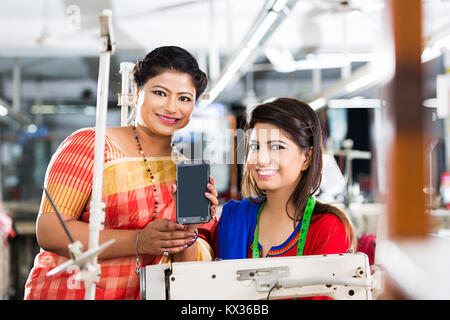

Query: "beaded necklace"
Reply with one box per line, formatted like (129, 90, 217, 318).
(132, 124, 159, 219)
(252, 197, 315, 258)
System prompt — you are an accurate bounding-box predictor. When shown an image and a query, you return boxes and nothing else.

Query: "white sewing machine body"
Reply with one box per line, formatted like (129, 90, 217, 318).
(140, 252, 378, 300)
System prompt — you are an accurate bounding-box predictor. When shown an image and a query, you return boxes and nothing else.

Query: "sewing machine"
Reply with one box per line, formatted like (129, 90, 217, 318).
(139, 252, 382, 300)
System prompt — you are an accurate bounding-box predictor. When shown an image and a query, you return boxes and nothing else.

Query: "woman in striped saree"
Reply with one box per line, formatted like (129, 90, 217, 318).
(24, 46, 218, 300)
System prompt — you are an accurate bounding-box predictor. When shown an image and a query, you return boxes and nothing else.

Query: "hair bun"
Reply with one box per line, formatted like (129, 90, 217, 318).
(133, 46, 208, 99)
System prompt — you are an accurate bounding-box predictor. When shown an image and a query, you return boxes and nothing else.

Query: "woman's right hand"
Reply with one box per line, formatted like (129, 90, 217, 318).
(137, 218, 196, 256)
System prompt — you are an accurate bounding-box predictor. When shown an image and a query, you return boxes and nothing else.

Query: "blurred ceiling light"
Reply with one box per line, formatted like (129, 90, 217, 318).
(272, 0, 288, 12)
(27, 124, 38, 134)
(307, 61, 389, 111)
(309, 97, 327, 110)
(264, 49, 376, 73)
(0, 104, 8, 116)
(313, 53, 375, 63)
(204, 0, 297, 104)
(422, 26, 450, 63)
(205, 48, 252, 106)
(31, 104, 97, 115)
(31, 104, 57, 114)
(216, 8, 280, 93)
(263, 47, 297, 72)
(247, 11, 278, 50)
(343, 56, 392, 94)
(328, 97, 441, 109)
(328, 98, 382, 109)
(344, 70, 379, 93)
(302, 6, 446, 112)
(423, 98, 437, 108)
(306, 26, 447, 110)
(436, 74, 450, 119)
(421, 46, 442, 63)
(297, 57, 348, 70)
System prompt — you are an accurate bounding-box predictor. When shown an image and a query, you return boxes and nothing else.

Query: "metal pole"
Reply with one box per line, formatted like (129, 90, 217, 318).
(85, 9, 115, 300)
(118, 62, 135, 127)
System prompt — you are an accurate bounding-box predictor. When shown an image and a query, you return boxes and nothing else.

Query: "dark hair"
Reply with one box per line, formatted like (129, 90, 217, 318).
(133, 46, 208, 99)
(241, 97, 356, 250)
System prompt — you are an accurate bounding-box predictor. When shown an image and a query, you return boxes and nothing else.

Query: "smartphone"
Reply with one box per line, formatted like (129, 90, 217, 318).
(176, 160, 211, 224)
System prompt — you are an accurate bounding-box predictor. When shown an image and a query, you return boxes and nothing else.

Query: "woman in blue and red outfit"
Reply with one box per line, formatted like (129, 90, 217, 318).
(215, 98, 356, 299)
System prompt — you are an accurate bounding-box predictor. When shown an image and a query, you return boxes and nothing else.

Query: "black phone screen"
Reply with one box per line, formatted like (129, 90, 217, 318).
(176, 161, 211, 224)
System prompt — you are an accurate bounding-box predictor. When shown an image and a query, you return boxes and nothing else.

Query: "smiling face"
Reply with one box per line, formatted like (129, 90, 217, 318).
(247, 122, 311, 194)
(135, 69, 196, 137)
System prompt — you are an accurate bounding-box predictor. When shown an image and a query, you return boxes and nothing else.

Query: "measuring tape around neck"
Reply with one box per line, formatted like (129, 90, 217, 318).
(252, 197, 316, 258)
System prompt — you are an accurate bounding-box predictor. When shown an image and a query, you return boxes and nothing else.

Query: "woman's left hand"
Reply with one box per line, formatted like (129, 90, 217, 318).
(182, 177, 219, 248)
(170, 176, 219, 251)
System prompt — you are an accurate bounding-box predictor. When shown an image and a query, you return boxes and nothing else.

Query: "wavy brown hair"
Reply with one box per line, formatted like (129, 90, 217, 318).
(241, 98, 356, 250)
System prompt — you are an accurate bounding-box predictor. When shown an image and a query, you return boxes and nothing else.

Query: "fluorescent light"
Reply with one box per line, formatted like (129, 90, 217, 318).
(31, 104, 57, 114)
(263, 47, 297, 72)
(328, 98, 382, 109)
(272, 0, 288, 13)
(423, 98, 437, 108)
(309, 97, 327, 110)
(344, 72, 379, 93)
(422, 32, 450, 63)
(247, 11, 277, 50)
(0, 104, 8, 117)
(27, 124, 38, 133)
(264, 51, 376, 73)
(421, 46, 442, 63)
(203, 0, 292, 103)
(207, 48, 252, 102)
(296, 59, 346, 70)
(436, 74, 450, 118)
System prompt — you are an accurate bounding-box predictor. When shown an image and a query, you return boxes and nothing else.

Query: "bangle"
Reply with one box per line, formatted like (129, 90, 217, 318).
(135, 230, 142, 275)
(185, 228, 199, 248)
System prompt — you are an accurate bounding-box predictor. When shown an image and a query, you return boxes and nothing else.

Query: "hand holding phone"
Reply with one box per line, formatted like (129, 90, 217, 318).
(176, 161, 213, 224)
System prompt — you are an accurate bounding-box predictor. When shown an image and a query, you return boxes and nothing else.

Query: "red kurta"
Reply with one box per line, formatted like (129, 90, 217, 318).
(248, 213, 349, 300)
(247, 213, 349, 258)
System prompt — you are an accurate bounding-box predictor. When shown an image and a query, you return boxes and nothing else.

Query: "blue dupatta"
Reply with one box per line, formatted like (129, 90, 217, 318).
(217, 197, 264, 259)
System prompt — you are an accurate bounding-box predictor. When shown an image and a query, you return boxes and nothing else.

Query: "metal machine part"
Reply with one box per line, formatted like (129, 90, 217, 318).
(140, 253, 381, 300)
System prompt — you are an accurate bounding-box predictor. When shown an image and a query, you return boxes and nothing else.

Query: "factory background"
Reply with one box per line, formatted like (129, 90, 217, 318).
(0, 0, 449, 300)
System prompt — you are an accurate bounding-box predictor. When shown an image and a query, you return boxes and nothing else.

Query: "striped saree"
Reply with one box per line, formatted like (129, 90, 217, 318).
(24, 128, 217, 300)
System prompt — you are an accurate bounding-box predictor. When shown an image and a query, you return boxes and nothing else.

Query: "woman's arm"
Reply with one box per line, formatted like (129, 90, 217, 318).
(37, 180, 218, 262)
(36, 212, 195, 261)
(36, 212, 137, 260)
